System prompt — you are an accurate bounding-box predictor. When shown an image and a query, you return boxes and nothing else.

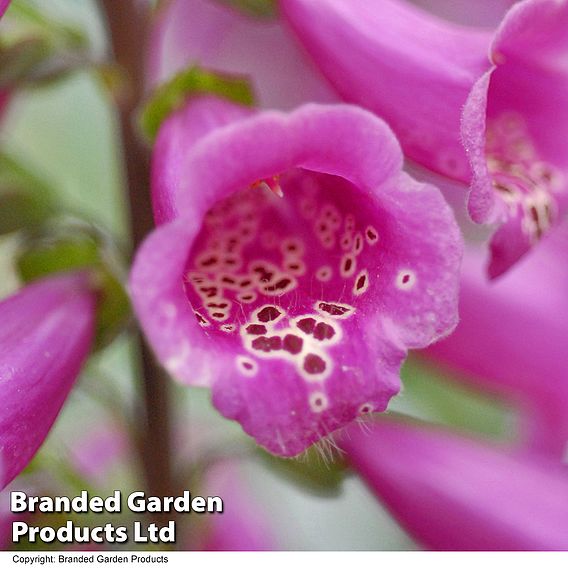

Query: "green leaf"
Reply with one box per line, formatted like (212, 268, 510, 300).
(0, 188, 51, 235)
(0, 38, 49, 88)
(0, 37, 92, 88)
(0, 1, 91, 88)
(218, 0, 277, 18)
(6, 0, 87, 50)
(0, 152, 55, 234)
(258, 445, 348, 496)
(16, 221, 131, 350)
(140, 65, 255, 142)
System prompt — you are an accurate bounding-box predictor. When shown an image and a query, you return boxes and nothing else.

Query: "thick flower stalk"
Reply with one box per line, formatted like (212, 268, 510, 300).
(281, 0, 568, 276)
(341, 418, 568, 551)
(0, 272, 95, 488)
(130, 96, 462, 457)
(425, 226, 568, 456)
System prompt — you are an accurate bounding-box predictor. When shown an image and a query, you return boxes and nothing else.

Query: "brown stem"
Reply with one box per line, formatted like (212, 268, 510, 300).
(100, 0, 176, 511)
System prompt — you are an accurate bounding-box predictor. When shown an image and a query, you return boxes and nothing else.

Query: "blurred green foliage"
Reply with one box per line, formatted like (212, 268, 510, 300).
(16, 222, 131, 349)
(140, 65, 255, 142)
(220, 0, 277, 18)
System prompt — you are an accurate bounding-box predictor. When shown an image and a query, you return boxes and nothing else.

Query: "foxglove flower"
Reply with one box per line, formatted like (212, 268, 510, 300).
(281, 0, 568, 276)
(0, 272, 95, 488)
(341, 419, 568, 551)
(425, 226, 568, 456)
(147, 0, 337, 109)
(130, 97, 462, 457)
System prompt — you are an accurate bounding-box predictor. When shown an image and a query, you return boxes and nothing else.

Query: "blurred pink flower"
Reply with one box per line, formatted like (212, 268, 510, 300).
(146, 0, 337, 109)
(197, 461, 277, 551)
(425, 225, 568, 456)
(0, 1, 9, 19)
(281, 0, 568, 276)
(341, 418, 568, 551)
(69, 422, 130, 487)
(130, 97, 462, 456)
(408, 0, 516, 27)
(0, 273, 96, 489)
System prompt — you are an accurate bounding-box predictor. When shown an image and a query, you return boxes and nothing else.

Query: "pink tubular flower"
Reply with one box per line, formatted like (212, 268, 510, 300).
(0, 1, 9, 19)
(130, 97, 462, 457)
(425, 226, 568, 457)
(0, 272, 96, 489)
(463, 0, 568, 277)
(281, 0, 568, 276)
(147, 0, 337, 109)
(341, 419, 568, 551)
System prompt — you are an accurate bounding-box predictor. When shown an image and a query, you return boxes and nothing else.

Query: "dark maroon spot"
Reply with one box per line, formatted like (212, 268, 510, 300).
(303, 354, 326, 375)
(221, 276, 236, 286)
(343, 257, 353, 272)
(288, 263, 299, 271)
(313, 322, 336, 341)
(252, 336, 282, 353)
(264, 278, 292, 292)
(268, 336, 282, 350)
(297, 317, 316, 334)
(200, 256, 218, 267)
(246, 324, 267, 336)
(194, 312, 207, 325)
(356, 275, 367, 290)
(224, 257, 237, 267)
(283, 334, 303, 354)
(494, 182, 513, 194)
(240, 294, 254, 301)
(252, 266, 275, 283)
(257, 306, 282, 323)
(402, 274, 410, 284)
(242, 361, 254, 370)
(366, 229, 377, 241)
(240, 279, 252, 288)
(354, 235, 363, 252)
(318, 302, 351, 317)
(207, 302, 229, 309)
(319, 222, 328, 232)
(199, 286, 218, 298)
(211, 312, 225, 319)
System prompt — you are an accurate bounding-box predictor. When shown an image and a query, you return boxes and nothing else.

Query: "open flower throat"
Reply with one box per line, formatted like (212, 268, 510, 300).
(184, 169, 393, 424)
(132, 101, 462, 457)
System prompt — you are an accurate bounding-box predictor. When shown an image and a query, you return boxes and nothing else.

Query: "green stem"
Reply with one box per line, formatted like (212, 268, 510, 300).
(100, 0, 176, 515)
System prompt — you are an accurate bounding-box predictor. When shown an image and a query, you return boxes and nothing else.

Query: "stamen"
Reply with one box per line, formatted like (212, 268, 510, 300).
(252, 176, 284, 198)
